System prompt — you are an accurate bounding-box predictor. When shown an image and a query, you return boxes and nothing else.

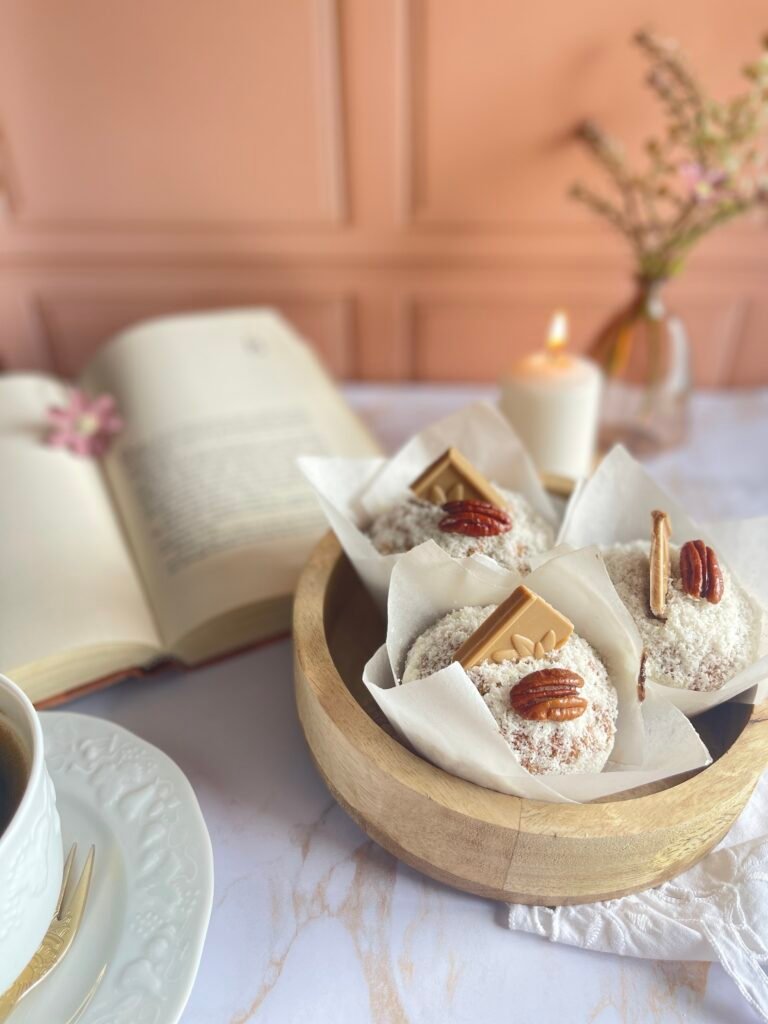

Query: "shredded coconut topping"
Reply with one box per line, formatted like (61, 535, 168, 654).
(368, 487, 553, 573)
(402, 606, 618, 775)
(602, 541, 761, 692)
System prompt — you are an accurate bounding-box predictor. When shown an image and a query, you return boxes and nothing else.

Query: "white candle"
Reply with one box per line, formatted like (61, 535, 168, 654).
(499, 312, 602, 480)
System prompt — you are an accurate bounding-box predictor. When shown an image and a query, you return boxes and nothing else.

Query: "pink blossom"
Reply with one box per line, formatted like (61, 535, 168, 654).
(679, 161, 727, 202)
(46, 389, 123, 457)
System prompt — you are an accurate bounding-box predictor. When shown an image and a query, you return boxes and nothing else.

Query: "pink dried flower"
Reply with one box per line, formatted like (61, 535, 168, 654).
(46, 389, 123, 457)
(679, 161, 727, 202)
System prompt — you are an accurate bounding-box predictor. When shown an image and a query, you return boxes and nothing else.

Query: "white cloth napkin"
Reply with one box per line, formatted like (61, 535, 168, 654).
(508, 769, 768, 1021)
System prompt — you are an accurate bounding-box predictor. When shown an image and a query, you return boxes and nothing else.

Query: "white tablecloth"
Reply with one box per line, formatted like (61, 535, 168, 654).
(72, 385, 768, 1024)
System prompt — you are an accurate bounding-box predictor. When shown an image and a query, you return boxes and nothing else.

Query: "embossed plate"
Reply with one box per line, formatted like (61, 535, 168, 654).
(10, 712, 214, 1024)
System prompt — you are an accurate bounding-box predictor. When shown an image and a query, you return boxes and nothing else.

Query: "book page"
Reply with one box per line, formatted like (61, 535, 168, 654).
(0, 375, 161, 680)
(81, 309, 378, 648)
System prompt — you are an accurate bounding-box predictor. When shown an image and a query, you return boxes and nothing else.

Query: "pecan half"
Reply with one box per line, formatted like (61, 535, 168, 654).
(439, 499, 512, 538)
(680, 539, 705, 597)
(707, 545, 725, 604)
(680, 539, 724, 604)
(441, 500, 511, 524)
(510, 667, 587, 722)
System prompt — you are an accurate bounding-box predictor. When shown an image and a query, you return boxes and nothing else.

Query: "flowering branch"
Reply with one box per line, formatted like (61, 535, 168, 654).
(571, 29, 768, 280)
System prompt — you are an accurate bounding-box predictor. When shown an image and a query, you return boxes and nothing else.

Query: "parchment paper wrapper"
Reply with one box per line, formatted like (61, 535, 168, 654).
(298, 402, 557, 611)
(362, 543, 710, 804)
(558, 445, 768, 716)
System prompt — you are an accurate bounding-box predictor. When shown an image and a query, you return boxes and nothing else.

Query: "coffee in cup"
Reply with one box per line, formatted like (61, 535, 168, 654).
(0, 714, 28, 836)
(0, 675, 62, 992)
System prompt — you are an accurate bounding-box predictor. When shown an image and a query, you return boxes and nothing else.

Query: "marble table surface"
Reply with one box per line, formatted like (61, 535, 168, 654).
(71, 384, 768, 1024)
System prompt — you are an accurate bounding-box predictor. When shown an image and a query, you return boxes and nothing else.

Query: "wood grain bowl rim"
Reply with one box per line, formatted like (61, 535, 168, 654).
(293, 531, 768, 901)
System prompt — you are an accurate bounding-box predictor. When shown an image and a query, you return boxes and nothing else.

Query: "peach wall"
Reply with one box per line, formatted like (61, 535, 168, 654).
(0, 0, 767, 384)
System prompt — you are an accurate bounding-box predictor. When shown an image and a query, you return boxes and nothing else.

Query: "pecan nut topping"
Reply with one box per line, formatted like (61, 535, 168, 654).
(438, 499, 512, 538)
(509, 667, 588, 722)
(441, 500, 511, 523)
(680, 539, 725, 604)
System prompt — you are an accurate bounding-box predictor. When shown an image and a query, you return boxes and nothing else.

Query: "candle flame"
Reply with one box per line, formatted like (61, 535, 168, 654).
(547, 311, 569, 352)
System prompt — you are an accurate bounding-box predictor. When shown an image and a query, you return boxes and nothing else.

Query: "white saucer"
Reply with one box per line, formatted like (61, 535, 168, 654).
(11, 712, 214, 1024)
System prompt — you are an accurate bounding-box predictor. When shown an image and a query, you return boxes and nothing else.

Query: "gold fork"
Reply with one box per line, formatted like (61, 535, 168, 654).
(0, 844, 95, 1022)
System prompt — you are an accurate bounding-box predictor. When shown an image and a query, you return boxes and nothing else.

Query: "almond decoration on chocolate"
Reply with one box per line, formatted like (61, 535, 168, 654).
(680, 539, 725, 604)
(500, 630, 557, 661)
(438, 500, 512, 538)
(649, 509, 671, 620)
(455, 584, 574, 669)
(510, 667, 588, 721)
(411, 447, 505, 509)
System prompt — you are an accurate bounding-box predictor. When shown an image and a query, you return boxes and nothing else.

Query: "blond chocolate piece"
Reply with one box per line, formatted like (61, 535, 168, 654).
(455, 585, 574, 670)
(410, 447, 505, 509)
(649, 509, 671, 621)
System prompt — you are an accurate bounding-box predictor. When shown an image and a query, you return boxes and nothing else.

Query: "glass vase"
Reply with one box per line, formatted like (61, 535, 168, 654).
(589, 279, 691, 455)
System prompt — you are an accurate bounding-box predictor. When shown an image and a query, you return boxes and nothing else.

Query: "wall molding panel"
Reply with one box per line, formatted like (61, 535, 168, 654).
(0, 0, 347, 231)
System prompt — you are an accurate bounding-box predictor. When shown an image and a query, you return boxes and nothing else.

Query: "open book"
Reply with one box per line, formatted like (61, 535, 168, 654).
(0, 309, 378, 705)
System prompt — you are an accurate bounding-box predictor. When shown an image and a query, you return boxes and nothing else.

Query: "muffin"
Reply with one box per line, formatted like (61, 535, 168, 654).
(602, 538, 761, 692)
(369, 487, 554, 574)
(402, 605, 618, 775)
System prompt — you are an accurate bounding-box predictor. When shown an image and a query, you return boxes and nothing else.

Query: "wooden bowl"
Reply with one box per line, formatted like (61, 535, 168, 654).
(293, 533, 768, 905)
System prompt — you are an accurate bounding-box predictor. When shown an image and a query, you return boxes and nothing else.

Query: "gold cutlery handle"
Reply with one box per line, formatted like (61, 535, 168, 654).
(0, 918, 72, 1020)
(0, 845, 94, 1020)
(0, 973, 31, 1022)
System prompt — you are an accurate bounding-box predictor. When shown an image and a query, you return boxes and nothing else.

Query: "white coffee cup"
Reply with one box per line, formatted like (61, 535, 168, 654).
(0, 674, 63, 992)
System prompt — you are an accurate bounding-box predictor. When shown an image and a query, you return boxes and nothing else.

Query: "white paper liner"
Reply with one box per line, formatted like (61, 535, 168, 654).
(558, 445, 768, 716)
(362, 543, 710, 804)
(298, 402, 557, 611)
